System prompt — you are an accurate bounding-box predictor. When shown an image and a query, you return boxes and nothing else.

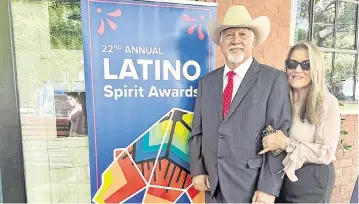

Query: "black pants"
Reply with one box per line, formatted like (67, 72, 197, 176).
(350, 176, 358, 203)
(276, 163, 335, 203)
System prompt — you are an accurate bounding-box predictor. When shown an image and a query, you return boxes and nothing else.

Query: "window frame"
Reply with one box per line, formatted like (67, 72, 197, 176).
(0, 0, 27, 202)
(306, 0, 359, 101)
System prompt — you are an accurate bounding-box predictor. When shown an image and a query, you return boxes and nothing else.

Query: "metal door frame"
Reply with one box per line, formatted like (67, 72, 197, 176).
(0, 0, 27, 202)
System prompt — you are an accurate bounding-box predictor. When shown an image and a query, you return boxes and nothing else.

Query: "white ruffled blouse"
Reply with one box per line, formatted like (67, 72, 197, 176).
(281, 90, 341, 182)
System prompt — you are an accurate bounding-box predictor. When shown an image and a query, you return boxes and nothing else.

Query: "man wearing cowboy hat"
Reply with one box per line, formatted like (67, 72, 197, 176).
(188, 5, 292, 203)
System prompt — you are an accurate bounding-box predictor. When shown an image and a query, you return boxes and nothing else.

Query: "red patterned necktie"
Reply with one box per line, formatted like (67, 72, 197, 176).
(223, 71, 235, 117)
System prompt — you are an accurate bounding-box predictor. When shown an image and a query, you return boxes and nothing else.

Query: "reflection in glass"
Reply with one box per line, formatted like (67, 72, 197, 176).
(314, 0, 335, 24)
(336, 1, 357, 49)
(333, 54, 356, 100)
(356, 58, 359, 100)
(55, 91, 87, 138)
(324, 52, 336, 96)
(313, 24, 334, 48)
(293, 0, 358, 103)
(324, 52, 334, 77)
(313, 0, 335, 48)
(293, 0, 310, 42)
(11, 0, 90, 203)
(49, 1, 82, 50)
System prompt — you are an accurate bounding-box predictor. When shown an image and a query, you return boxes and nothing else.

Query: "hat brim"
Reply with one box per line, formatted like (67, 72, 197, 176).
(207, 16, 270, 46)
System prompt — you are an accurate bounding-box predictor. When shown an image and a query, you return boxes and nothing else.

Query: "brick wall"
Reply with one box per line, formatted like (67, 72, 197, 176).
(332, 114, 358, 203)
(199, 0, 358, 203)
(200, 0, 291, 70)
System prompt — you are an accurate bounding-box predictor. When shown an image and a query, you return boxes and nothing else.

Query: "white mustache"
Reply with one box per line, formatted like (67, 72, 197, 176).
(229, 46, 243, 50)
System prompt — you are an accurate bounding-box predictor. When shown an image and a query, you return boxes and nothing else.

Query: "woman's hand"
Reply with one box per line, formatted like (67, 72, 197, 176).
(258, 130, 290, 155)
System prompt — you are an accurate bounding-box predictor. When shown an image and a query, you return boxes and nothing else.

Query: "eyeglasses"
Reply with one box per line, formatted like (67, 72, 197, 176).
(285, 59, 310, 71)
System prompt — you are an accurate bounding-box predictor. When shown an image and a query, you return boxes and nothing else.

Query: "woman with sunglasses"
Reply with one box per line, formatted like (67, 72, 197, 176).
(258, 41, 341, 203)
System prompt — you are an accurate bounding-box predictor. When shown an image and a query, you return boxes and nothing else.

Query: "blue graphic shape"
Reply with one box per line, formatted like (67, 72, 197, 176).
(124, 189, 146, 203)
(176, 193, 191, 204)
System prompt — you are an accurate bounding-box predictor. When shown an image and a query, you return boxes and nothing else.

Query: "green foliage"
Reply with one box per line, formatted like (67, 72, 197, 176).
(297, 0, 356, 49)
(340, 118, 352, 151)
(325, 53, 355, 101)
(295, 27, 308, 42)
(49, 0, 82, 50)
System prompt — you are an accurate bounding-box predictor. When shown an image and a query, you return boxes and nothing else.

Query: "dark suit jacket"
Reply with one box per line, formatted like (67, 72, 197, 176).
(188, 59, 292, 202)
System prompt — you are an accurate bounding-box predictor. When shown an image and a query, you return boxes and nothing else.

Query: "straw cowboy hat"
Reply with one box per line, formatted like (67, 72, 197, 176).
(207, 5, 270, 46)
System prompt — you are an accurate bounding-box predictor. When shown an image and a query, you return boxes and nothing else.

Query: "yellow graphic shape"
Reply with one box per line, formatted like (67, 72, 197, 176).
(93, 157, 127, 203)
(182, 114, 193, 127)
(192, 191, 205, 204)
(149, 120, 172, 146)
(173, 121, 190, 152)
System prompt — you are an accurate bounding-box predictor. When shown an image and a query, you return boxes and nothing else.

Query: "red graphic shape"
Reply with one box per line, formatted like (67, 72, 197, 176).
(188, 24, 197, 34)
(139, 160, 154, 183)
(198, 24, 205, 40)
(114, 148, 126, 159)
(97, 19, 105, 35)
(187, 185, 201, 200)
(104, 151, 146, 203)
(183, 14, 207, 40)
(183, 14, 196, 22)
(150, 159, 192, 190)
(107, 9, 122, 17)
(106, 18, 118, 30)
(97, 8, 102, 14)
(147, 187, 183, 202)
(114, 147, 153, 183)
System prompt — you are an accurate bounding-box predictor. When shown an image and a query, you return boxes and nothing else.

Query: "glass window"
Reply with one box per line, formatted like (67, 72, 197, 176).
(49, 1, 82, 50)
(314, 0, 336, 24)
(324, 52, 334, 77)
(292, 0, 359, 104)
(313, 0, 336, 48)
(292, 0, 310, 42)
(11, 0, 90, 203)
(324, 52, 337, 94)
(356, 57, 359, 100)
(333, 54, 356, 100)
(336, 1, 357, 49)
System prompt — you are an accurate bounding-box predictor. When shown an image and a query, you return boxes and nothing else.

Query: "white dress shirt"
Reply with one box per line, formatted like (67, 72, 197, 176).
(223, 57, 253, 102)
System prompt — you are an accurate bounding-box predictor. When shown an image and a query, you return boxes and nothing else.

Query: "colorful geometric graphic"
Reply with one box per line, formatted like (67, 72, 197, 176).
(92, 108, 205, 203)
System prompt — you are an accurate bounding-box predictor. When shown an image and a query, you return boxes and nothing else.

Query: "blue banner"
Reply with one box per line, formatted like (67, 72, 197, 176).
(81, 0, 216, 202)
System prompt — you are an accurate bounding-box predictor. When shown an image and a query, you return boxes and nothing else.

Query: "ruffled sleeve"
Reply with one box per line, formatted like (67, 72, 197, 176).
(281, 92, 341, 182)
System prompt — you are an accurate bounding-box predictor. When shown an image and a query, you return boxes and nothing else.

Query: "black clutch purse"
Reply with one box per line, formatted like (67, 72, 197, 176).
(261, 125, 283, 156)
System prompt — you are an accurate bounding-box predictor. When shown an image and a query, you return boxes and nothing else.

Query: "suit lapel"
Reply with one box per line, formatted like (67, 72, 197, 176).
(214, 66, 224, 121)
(223, 59, 260, 122)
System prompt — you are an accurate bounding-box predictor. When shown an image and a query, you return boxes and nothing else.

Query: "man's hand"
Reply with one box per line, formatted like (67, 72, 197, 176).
(252, 191, 275, 204)
(192, 175, 210, 191)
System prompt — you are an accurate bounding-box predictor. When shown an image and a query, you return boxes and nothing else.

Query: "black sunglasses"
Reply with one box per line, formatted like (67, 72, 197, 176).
(285, 59, 310, 71)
